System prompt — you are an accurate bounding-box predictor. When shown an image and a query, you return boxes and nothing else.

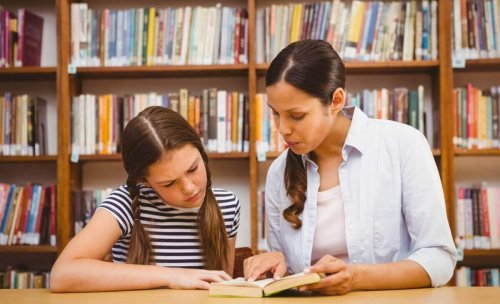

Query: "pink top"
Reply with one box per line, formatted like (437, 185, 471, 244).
(311, 185, 349, 265)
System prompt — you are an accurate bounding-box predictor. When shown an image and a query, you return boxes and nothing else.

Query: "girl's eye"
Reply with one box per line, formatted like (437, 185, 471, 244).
(163, 181, 174, 188)
(272, 110, 279, 116)
(188, 165, 198, 173)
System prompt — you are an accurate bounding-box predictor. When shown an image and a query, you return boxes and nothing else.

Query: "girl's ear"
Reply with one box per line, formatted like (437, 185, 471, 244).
(329, 88, 345, 115)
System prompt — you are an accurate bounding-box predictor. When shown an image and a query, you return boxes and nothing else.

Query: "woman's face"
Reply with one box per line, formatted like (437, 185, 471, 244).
(266, 81, 336, 155)
(144, 144, 207, 209)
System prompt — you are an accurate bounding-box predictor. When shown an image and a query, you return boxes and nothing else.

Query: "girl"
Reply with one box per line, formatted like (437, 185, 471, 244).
(51, 106, 240, 292)
(244, 40, 457, 295)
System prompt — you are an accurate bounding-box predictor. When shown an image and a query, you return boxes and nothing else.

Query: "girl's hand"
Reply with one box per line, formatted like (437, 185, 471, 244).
(167, 268, 232, 290)
(243, 252, 287, 281)
(299, 255, 355, 296)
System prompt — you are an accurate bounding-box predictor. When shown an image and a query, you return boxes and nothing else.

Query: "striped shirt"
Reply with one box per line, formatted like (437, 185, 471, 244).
(98, 185, 240, 269)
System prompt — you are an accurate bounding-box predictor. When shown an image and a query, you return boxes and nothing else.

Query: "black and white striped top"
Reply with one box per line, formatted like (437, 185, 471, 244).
(98, 185, 240, 269)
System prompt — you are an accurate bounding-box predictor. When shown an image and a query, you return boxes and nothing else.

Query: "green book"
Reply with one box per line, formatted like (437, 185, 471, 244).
(209, 272, 322, 298)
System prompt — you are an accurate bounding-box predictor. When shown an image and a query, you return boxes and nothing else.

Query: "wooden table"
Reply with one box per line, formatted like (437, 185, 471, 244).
(1, 287, 499, 304)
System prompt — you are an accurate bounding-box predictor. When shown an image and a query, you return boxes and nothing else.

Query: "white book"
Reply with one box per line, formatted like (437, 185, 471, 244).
(237, 94, 244, 152)
(204, 7, 216, 65)
(180, 7, 192, 65)
(430, 0, 438, 59)
(456, 188, 466, 249)
(217, 90, 227, 153)
(418, 85, 424, 134)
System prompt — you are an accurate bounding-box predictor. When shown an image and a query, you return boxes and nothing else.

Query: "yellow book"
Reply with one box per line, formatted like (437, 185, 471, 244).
(209, 272, 322, 298)
(147, 7, 156, 66)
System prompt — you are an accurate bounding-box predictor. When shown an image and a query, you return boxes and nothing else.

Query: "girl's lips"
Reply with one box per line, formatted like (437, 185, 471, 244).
(285, 141, 299, 148)
(186, 191, 201, 202)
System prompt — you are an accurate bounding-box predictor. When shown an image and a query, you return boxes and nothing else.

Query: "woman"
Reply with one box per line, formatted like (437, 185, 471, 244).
(244, 39, 457, 295)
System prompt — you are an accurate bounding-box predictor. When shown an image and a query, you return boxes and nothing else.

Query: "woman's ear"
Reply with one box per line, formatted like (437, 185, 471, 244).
(329, 88, 345, 114)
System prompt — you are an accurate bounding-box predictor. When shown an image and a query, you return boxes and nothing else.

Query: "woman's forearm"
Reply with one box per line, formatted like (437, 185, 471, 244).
(351, 260, 431, 291)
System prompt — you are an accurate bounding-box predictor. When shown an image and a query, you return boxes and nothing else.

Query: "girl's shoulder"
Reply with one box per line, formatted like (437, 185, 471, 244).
(211, 188, 239, 205)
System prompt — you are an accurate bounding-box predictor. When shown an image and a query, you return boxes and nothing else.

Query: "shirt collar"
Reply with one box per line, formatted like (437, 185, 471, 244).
(300, 106, 367, 165)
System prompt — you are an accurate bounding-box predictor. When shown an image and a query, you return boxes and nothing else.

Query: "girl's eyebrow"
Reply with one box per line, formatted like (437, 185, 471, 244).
(156, 158, 198, 184)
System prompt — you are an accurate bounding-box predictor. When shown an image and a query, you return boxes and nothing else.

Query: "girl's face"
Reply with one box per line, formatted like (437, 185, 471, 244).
(144, 144, 207, 209)
(266, 81, 337, 155)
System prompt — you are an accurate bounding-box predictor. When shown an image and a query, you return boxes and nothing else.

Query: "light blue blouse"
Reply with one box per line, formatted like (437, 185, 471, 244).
(265, 106, 457, 287)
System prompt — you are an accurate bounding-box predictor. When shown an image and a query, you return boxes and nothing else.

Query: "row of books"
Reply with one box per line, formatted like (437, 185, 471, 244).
(0, 8, 44, 68)
(71, 90, 250, 157)
(345, 85, 426, 134)
(0, 268, 50, 289)
(452, 85, 500, 149)
(452, 0, 500, 60)
(73, 189, 112, 235)
(70, 4, 248, 67)
(256, 0, 438, 63)
(0, 184, 56, 246)
(455, 185, 500, 250)
(455, 267, 500, 286)
(0, 93, 48, 156)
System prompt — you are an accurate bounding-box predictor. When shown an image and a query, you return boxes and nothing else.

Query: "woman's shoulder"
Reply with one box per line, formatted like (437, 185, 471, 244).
(367, 118, 426, 148)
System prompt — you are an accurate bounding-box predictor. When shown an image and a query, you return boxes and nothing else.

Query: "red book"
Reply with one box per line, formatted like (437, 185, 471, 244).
(16, 9, 44, 67)
(34, 185, 47, 245)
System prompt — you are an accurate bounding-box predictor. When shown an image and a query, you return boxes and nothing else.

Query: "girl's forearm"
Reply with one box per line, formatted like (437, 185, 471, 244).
(50, 259, 172, 292)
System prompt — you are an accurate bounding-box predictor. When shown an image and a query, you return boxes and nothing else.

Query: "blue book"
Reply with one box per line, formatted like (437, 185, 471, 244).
(0, 185, 15, 234)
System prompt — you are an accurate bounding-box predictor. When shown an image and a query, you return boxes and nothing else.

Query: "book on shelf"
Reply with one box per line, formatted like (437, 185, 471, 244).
(71, 90, 249, 157)
(452, 85, 500, 149)
(0, 183, 56, 246)
(255, 0, 438, 63)
(0, 8, 44, 67)
(456, 267, 500, 287)
(0, 268, 51, 289)
(0, 93, 48, 156)
(70, 4, 248, 67)
(455, 185, 500, 250)
(209, 272, 322, 298)
(452, 0, 500, 60)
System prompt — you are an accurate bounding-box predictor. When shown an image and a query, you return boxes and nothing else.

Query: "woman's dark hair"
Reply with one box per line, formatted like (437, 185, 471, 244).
(121, 106, 228, 270)
(266, 39, 345, 229)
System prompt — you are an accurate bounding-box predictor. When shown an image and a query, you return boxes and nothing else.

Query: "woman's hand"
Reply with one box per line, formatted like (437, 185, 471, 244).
(243, 251, 287, 281)
(299, 255, 356, 296)
(167, 268, 232, 290)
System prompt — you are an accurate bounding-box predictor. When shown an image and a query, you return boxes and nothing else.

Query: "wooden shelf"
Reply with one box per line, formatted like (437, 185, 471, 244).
(459, 250, 500, 267)
(463, 249, 500, 257)
(0, 245, 57, 253)
(455, 148, 500, 156)
(0, 67, 57, 81)
(76, 152, 249, 162)
(74, 64, 249, 79)
(0, 155, 57, 162)
(256, 60, 439, 76)
(454, 58, 500, 72)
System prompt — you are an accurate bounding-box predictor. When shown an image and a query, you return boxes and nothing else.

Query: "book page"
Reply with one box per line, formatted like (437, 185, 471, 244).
(217, 277, 274, 288)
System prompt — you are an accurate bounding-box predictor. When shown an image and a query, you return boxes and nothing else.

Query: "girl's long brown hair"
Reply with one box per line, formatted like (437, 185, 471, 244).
(121, 106, 228, 269)
(266, 40, 346, 229)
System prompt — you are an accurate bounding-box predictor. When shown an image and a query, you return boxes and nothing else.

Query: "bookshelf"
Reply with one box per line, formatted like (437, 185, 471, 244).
(0, 0, 498, 287)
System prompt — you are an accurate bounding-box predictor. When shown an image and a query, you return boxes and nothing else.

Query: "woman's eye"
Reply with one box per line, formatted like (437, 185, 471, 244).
(272, 110, 279, 116)
(188, 166, 198, 173)
(163, 182, 174, 188)
(291, 113, 305, 120)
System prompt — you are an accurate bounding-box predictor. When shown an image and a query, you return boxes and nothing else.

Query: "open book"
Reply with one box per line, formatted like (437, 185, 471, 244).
(209, 272, 322, 297)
